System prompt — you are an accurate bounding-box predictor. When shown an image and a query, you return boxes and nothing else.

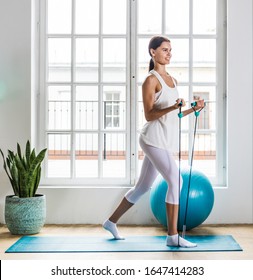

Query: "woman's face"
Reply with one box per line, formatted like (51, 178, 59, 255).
(151, 41, 172, 65)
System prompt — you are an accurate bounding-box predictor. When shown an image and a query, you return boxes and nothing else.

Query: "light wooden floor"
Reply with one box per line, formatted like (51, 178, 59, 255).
(1, 224, 253, 260)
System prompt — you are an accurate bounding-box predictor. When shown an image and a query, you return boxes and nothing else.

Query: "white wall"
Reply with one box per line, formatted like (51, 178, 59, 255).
(0, 0, 252, 226)
(0, 0, 32, 217)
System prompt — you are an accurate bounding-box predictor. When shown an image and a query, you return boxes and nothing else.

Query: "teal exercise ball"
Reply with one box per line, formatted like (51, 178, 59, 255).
(150, 168, 214, 231)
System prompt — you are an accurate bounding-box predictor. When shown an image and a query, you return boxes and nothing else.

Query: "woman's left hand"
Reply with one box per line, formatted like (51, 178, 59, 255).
(194, 99, 205, 110)
(175, 98, 186, 108)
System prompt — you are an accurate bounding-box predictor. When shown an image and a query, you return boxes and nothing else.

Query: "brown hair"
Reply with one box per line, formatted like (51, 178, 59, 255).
(148, 36, 170, 71)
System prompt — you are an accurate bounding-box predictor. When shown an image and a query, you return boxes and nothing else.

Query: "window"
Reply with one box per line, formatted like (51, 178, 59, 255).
(39, 0, 226, 186)
(104, 92, 121, 129)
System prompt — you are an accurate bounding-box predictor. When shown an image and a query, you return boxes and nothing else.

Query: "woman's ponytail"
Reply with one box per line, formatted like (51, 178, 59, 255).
(149, 58, 154, 72)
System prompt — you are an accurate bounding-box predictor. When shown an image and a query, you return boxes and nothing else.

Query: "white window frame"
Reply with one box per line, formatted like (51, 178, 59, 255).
(38, 0, 227, 187)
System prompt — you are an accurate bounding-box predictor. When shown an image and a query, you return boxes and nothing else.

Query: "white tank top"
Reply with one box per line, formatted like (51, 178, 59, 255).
(140, 70, 179, 152)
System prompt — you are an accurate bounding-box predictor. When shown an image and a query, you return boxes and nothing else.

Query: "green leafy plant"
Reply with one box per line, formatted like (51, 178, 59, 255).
(0, 141, 47, 198)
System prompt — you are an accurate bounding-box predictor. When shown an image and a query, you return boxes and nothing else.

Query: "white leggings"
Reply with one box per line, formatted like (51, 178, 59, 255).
(125, 138, 182, 205)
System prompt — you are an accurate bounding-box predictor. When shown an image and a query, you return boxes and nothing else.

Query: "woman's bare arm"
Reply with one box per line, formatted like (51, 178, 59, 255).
(142, 75, 181, 121)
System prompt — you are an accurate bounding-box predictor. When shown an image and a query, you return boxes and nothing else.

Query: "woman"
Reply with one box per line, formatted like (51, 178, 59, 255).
(103, 36, 204, 247)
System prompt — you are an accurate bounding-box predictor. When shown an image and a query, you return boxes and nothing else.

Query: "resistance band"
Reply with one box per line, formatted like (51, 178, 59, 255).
(177, 103, 183, 245)
(178, 101, 205, 239)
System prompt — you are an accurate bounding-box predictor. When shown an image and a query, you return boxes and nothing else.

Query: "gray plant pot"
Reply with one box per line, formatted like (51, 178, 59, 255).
(5, 194, 46, 235)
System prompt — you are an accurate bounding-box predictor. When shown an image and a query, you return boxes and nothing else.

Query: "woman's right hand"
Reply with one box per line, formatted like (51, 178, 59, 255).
(174, 98, 186, 109)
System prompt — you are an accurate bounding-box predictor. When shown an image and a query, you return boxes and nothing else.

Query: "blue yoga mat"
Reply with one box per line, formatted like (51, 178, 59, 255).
(6, 235, 242, 253)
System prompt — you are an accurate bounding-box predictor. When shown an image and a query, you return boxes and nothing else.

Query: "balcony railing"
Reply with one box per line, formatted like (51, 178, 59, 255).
(47, 100, 216, 160)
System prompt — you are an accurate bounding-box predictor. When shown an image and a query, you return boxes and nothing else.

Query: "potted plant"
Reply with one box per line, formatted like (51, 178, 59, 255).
(0, 140, 47, 235)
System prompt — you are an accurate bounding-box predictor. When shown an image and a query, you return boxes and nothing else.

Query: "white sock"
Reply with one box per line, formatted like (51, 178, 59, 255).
(166, 234, 197, 248)
(103, 220, 125, 240)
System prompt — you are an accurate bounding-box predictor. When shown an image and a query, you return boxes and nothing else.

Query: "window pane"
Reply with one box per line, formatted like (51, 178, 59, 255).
(193, 133, 216, 177)
(193, 86, 216, 130)
(193, 39, 216, 82)
(103, 38, 126, 82)
(165, 0, 189, 34)
(137, 85, 145, 131)
(103, 133, 126, 178)
(75, 133, 98, 178)
(103, 0, 126, 34)
(47, 134, 71, 178)
(48, 86, 71, 130)
(48, 38, 71, 82)
(75, 0, 99, 34)
(193, 0, 216, 34)
(103, 86, 126, 130)
(181, 133, 189, 162)
(137, 38, 150, 82)
(75, 38, 99, 82)
(138, 0, 162, 34)
(47, 0, 71, 34)
(169, 39, 189, 83)
(75, 86, 99, 130)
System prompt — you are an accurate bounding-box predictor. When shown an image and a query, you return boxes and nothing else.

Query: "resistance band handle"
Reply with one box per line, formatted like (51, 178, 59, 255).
(178, 101, 183, 118)
(191, 101, 205, 117)
(191, 101, 206, 107)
